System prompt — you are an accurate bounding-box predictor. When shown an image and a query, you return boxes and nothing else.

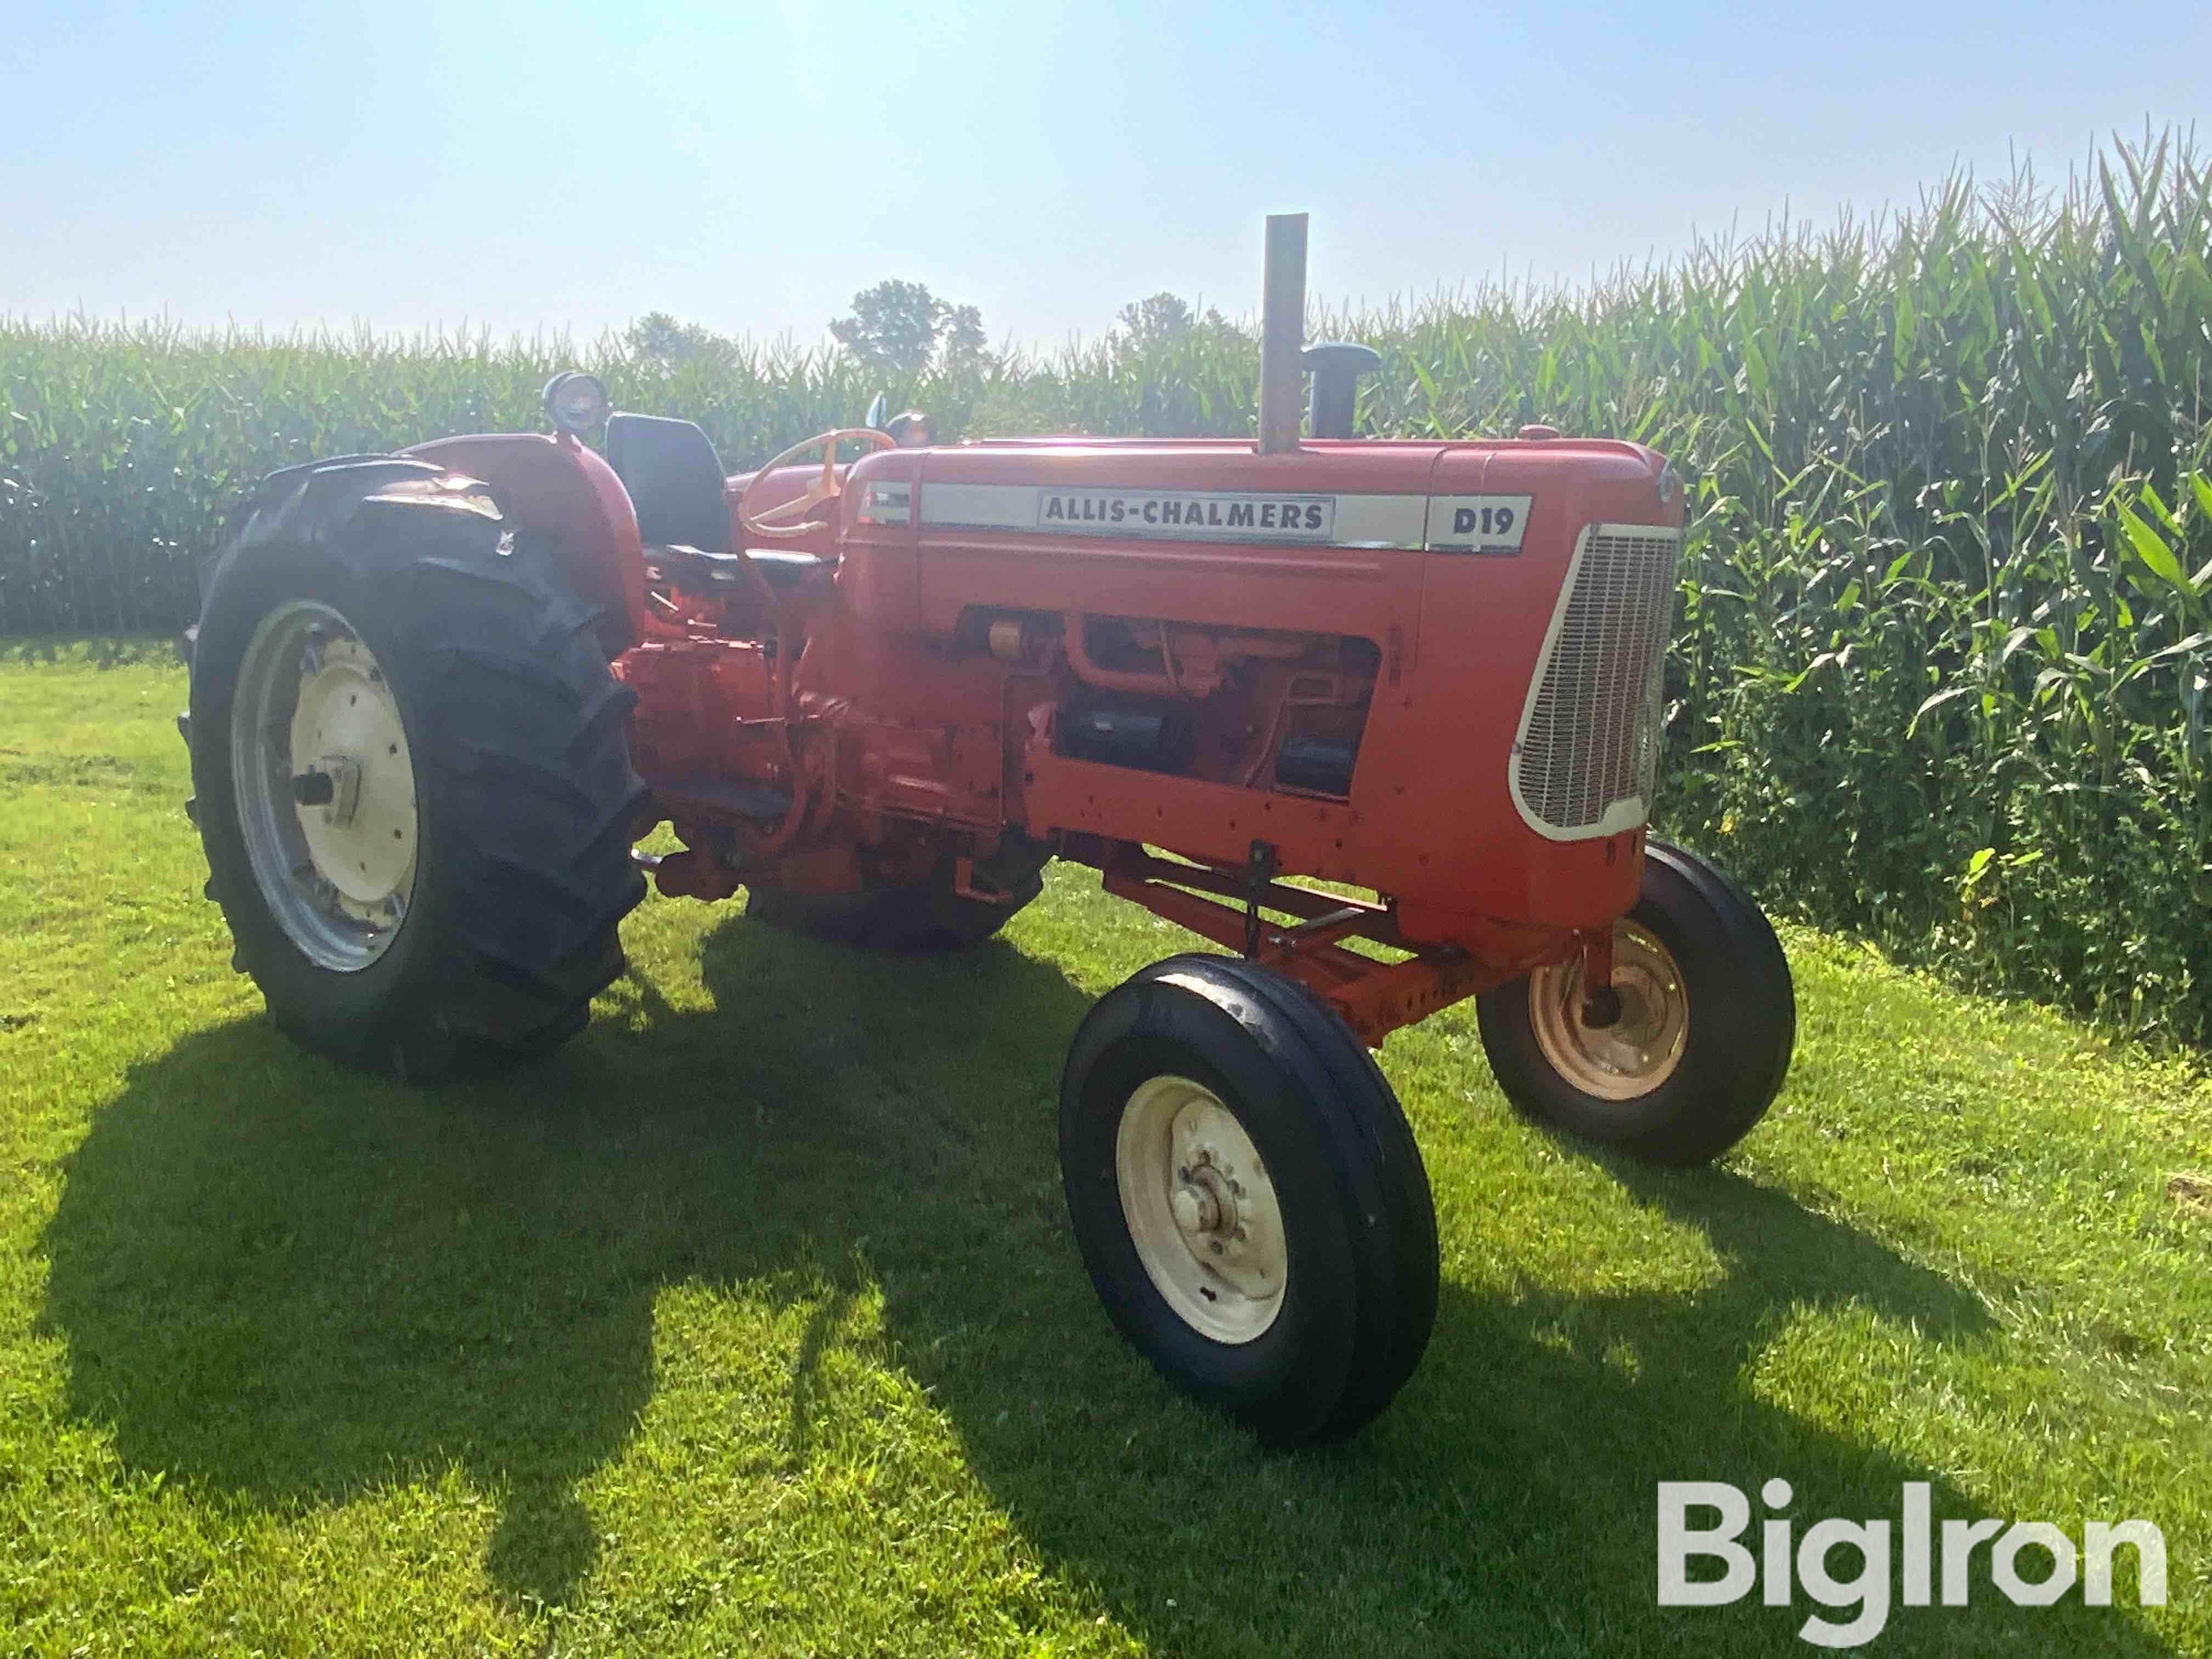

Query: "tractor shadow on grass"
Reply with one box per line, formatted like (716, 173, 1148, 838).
(36, 911, 1110, 1612)
(37, 1017, 658, 1608)
(41, 911, 2183, 1654)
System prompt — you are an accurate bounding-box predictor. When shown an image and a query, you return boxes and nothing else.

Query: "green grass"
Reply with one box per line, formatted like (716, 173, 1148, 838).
(1, 647, 2207, 1656)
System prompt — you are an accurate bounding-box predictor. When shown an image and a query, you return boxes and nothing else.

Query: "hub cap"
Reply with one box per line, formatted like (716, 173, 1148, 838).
(1114, 1075, 1286, 1344)
(230, 601, 417, 971)
(1528, 921, 1688, 1100)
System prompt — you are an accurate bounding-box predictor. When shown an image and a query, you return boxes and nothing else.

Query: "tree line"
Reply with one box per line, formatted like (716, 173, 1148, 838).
(625, 285, 1239, 379)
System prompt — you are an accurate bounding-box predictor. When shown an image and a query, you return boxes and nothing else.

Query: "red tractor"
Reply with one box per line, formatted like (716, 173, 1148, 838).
(181, 218, 1793, 1444)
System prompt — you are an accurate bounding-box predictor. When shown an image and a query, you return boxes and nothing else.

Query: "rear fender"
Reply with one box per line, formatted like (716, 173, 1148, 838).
(406, 433, 647, 653)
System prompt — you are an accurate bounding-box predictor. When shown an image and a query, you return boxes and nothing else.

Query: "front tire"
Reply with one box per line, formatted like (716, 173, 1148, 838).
(1475, 838, 1794, 1166)
(1060, 955, 1438, 1446)
(188, 462, 648, 1078)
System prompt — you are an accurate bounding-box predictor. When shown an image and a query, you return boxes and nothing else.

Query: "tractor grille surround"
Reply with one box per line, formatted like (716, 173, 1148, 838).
(1510, 523, 1682, 840)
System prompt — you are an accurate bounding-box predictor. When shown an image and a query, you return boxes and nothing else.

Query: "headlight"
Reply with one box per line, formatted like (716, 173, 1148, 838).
(543, 371, 609, 435)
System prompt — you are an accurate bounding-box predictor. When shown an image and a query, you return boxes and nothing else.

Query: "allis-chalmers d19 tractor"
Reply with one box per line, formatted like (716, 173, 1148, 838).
(181, 218, 1793, 1444)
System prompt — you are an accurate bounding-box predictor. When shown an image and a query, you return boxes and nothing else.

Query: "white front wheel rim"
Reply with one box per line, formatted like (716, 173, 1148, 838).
(1114, 1075, 1287, 1344)
(230, 601, 419, 972)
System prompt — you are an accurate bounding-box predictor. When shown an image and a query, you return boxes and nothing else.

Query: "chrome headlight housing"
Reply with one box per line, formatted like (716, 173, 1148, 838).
(543, 371, 609, 435)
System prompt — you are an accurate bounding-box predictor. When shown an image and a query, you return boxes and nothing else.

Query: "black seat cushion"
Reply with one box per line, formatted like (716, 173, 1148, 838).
(650, 545, 834, 594)
(606, 414, 730, 552)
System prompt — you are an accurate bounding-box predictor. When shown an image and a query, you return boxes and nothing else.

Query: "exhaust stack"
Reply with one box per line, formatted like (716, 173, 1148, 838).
(1257, 213, 1308, 455)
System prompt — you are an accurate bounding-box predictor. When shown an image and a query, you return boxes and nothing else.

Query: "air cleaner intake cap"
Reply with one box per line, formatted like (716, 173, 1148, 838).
(1303, 342, 1383, 441)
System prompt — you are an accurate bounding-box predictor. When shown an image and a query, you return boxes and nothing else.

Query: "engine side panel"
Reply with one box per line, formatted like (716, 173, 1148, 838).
(821, 438, 1675, 938)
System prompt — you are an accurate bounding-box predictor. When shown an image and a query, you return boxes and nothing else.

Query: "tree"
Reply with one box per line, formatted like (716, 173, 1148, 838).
(1115, 298, 1238, 363)
(830, 280, 946, 377)
(939, 303, 990, 374)
(624, 312, 734, 365)
(829, 281, 993, 377)
(1116, 292, 1196, 346)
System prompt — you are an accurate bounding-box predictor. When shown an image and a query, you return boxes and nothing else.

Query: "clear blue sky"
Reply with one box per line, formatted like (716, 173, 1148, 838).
(5, 0, 2207, 349)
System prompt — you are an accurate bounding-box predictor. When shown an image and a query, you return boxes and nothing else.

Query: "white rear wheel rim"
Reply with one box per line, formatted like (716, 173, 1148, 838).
(229, 601, 418, 972)
(1528, 921, 1688, 1101)
(1114, 1075, 1286, 1344)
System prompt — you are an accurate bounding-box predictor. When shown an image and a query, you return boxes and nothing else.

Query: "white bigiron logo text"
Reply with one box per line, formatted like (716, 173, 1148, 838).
(1656, 1480, 2166, 1648)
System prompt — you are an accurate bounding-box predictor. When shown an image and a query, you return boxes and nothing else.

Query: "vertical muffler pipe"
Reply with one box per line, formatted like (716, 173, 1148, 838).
(1257, 212, 1308, 455)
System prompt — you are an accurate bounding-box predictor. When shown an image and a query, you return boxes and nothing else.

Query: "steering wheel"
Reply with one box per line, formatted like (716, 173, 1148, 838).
(737, 428, 898, 540)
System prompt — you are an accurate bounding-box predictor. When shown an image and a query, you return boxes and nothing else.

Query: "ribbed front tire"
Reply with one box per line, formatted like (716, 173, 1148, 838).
(1475, 839, 1794, 1166)
(1060, 955, 1438, 1446)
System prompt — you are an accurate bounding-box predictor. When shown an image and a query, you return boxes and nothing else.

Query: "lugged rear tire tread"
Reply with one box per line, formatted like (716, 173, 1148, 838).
(187, 460, 647, 1079)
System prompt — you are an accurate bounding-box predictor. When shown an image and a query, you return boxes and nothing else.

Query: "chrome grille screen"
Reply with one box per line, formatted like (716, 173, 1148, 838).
(1510, 524, 1681, 839)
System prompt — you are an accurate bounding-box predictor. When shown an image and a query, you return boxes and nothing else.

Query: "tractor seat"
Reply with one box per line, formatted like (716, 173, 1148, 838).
(606, 413, 731, 551)
(650, 544, 836, 594)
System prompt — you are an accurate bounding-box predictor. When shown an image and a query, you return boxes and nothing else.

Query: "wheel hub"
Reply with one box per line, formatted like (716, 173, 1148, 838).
(230, 602, 419, 972)
(1528, 921, 1688, 1101)
(289, 641, 415, 909)
(1170, 1174, 1224, 1238)
(1115, 1076, 1286, 1344)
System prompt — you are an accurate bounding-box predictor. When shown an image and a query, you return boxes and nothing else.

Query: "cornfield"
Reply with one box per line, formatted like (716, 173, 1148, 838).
(4, 134, 2208, 1048)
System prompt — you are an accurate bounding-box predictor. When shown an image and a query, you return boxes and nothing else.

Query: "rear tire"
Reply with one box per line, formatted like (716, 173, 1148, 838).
(1475, 838, 1793, 1166)
(187, 461, 648, 1079)
(1060, 955, 1438, 1446)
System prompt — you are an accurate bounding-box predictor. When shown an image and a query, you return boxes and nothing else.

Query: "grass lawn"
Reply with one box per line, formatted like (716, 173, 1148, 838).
(1, 645, 2207, 1656)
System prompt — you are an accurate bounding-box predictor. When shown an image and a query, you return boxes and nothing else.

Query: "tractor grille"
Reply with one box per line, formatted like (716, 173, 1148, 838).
(1510, 524, 1681, 839)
